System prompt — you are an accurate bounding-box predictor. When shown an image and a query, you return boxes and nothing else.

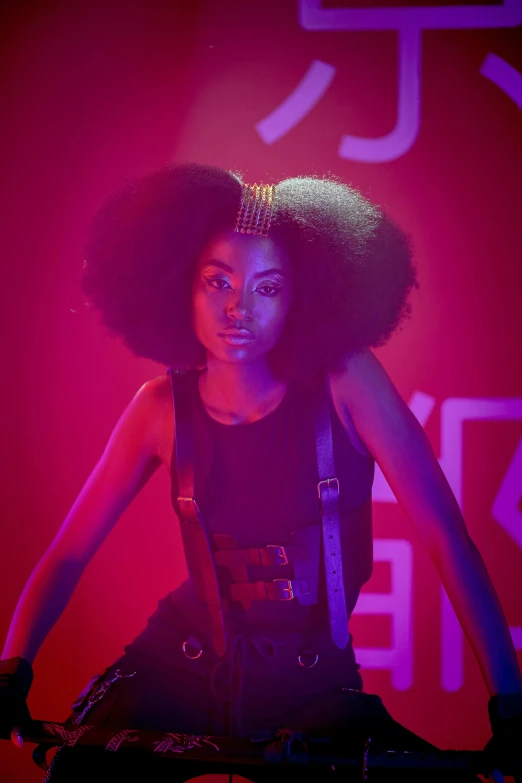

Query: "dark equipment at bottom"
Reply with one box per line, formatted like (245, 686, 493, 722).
(8, 719, 518, 782)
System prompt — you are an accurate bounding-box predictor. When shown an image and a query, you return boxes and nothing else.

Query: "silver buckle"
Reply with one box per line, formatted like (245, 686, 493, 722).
(182, 639, 203, 659)
(177, 496, 201, 522)
(271, 579, 294, 600)
(298, 653, 319, 668)
(264, 545, 289, 566)
(317, 477, 339, 500)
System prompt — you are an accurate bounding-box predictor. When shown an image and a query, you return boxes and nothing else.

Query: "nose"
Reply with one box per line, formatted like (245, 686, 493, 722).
(226, 292, 252, 322)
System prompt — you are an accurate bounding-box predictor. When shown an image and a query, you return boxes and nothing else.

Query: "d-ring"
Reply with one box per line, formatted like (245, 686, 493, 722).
(182, 640, 203, 659)
(298, 653, 319, 668)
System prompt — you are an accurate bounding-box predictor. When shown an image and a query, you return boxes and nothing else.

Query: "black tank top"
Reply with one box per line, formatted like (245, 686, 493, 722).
(170, 378, 375, 633)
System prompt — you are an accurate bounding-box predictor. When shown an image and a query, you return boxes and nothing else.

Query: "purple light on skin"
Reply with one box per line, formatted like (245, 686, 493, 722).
(373, 391, 436, 502)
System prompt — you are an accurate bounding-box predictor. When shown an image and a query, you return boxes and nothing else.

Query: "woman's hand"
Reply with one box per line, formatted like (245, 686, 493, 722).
(485, 693, 522, 780)
(0, 657, 33, 747)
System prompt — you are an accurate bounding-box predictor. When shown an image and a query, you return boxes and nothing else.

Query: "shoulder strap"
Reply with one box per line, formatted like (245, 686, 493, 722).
(313, 379, 349, 649)
(168, 368, 198, 521)
(167, 368, 227, 657)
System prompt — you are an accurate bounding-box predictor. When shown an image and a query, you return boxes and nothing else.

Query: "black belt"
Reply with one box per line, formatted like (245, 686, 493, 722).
(215, 544, 304, 569)
(229, 577, 311, 603)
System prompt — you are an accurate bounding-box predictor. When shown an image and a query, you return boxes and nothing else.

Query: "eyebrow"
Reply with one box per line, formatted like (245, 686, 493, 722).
(202, 260, 286, 280)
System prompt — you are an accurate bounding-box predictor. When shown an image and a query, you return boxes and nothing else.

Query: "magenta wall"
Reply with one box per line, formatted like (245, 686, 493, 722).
(1, 1, 521, 780)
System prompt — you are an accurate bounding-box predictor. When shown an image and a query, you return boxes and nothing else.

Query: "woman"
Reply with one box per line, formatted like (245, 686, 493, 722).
(1, 163, 520, 781)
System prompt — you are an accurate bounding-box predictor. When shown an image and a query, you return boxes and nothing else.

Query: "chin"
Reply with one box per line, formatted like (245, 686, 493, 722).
(205, 342, 258, 364)
(221, 347, 256, 362)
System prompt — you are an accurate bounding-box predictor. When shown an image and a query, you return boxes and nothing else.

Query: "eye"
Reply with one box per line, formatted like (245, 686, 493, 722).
(204, 275, 231, 291)
(256, 283, 281, 297)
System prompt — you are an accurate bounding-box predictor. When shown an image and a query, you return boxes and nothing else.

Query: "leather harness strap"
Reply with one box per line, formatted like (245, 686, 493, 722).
(168, 368, 227, 657)
(214, 544, 305, 569)
(313, 381, 349, 649)
(168, 369, 348, 653)
(229, 578, 311, 603)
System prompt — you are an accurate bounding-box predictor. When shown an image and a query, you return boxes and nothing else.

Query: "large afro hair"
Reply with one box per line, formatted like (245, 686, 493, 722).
(82, 162, 417, 382)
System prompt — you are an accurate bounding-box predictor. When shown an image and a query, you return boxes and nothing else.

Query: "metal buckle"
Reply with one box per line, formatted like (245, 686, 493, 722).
(317, 477, 340, 500)
(264, 545, 289, 566)
(271, 579, 294, 600)
(177, 496, 201, 522)
(182, 639, 203, 659)
(298, 653, 319, 668)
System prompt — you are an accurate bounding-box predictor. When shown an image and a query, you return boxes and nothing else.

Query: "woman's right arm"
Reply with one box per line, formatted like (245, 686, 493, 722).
(1, 375, 171, 665)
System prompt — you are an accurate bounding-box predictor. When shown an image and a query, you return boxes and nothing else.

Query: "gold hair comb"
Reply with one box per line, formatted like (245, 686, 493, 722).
(234, 183, 276, 238)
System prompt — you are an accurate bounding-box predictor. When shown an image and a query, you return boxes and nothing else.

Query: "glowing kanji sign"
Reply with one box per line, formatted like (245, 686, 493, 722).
(255, 0, 522, 161)
(358, 394, 522, 690)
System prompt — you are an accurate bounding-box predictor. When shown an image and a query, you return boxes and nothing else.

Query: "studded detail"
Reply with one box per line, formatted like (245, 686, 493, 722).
(234, 183, 276, 238)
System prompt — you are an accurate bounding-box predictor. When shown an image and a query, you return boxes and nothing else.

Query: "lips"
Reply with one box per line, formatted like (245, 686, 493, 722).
(220, 328, 255, 338)
(218, 328, 255, 345)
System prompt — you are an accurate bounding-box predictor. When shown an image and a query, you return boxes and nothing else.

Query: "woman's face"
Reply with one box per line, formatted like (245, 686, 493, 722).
(193, 228, 293, 365)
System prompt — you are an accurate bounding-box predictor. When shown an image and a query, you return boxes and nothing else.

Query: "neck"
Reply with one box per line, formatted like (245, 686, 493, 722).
(199, 355, 286, 424)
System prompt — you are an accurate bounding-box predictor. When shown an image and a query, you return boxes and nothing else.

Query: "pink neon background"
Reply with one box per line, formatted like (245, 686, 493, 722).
(1, 1, 521, 780)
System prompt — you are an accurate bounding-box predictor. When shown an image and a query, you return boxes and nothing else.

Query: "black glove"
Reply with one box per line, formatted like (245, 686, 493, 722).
(0, 657, 33, 741)
(484, 693, 522, 780)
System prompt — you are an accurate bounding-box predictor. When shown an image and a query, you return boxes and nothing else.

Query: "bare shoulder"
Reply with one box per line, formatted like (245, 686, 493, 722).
(138, 373, 172, 402)
(329, 352, 468, 557)
(134, 374, 173, 468)
(329, 348, 403, 415)
(329, 348, 393, 398)
(328, 348, 413, 459)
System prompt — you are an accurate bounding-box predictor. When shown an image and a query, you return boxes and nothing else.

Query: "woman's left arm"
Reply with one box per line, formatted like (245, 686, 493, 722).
(330, 349, 522, 697)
